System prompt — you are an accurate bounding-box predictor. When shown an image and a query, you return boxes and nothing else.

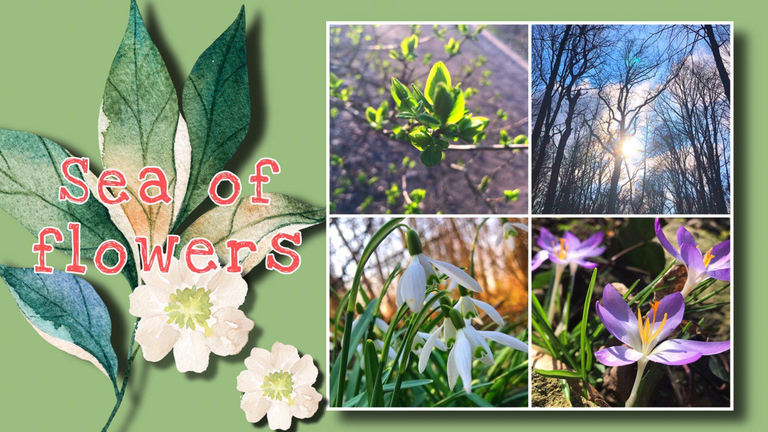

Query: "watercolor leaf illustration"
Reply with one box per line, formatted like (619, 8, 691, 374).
(0, 265, 118, 388)
(100, 0, 188, 248)
(0, 129, 138, 287)
(179, 194, 325, 274)
(176, 7, 249, 225)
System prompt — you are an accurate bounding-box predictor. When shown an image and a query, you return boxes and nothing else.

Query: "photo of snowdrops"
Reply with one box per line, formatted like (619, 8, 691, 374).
(328, 217, 529, 408)
(530, 218, 731, 408)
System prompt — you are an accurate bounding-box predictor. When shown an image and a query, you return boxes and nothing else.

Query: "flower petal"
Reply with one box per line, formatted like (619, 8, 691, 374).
(708, 240, 731, 268)
(135, 315, 179, 362)
(680, 242, 705, 272)
(580, 231, 604, 252)
(647, 339, 707, 365)
(531, 250, 550, 271)
(446, 340, 459, 390)
(418, 326, 443, 373)
(207, 308, 254, 356)
(207, 269, 248, 310)
(417, 254, 438, 282)
(290, 385, 322, 419)
(397, 257, 427, 313)
(236, 370, 263, 393)
(650, 292, 685, 343)
(427, 257, 483, 293)
(471, 298, 505, 326)
(454, 331, 474, 393)
(173, 331, 211, 373)
(271, 342, 300, 371)
(478, 330, 528, 352)
(652, 339, 730, 358)
(575, 259, 599, 270)
(707, 268, 731, 281)
(267, 401, 293, 431)
(595, 285, 640, 349)
(245, 347, 273, 376)
(240, 392, 272, 423)
(595, 346, 643, 366)
(563, 232, 582, 251)
(655, 219, 680, 260)
(129, 285, 171, 318)
(538, 227, 557, 250)
(290, 354, 318, 387)
(677, 225, 698, 248)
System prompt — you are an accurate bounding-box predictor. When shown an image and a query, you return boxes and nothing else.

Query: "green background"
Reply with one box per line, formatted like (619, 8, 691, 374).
(0, 0, 753, 430)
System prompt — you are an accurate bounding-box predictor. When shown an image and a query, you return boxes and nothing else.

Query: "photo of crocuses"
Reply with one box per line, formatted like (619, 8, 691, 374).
(530, 218, 731, 408)
(328, 217, 529, 408)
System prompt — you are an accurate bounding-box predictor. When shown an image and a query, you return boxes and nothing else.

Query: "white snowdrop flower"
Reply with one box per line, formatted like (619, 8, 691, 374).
(494, 221, 529, 252)
(455, 295, 505, 326)
(397, 229, 483, 313)
(129, 256, 253, 373)
(237, 342, 322, 430)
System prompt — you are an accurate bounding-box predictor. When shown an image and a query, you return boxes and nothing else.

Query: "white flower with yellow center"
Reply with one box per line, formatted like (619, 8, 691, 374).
(128, 256, 254, 373)
(237, 342, 322, 430)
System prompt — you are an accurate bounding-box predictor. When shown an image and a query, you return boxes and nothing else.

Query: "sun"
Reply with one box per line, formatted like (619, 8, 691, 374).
(621, 136, 643, 158)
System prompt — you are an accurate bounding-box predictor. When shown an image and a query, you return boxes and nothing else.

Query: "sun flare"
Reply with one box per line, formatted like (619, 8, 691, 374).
(621, 136, 643, 157)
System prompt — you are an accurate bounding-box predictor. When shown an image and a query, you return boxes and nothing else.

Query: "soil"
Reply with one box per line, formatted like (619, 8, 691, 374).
(330, 25, 529, 214)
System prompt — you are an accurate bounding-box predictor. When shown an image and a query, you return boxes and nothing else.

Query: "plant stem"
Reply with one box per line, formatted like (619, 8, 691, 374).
(625, 358, 648, 408)
(546, 265, 565, 323)
(102, 319, 139, 432)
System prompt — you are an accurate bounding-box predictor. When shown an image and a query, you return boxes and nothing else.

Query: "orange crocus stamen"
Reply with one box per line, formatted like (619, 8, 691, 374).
(637, 301, 668, 345)
(702, 247, 715, 268)
(551, 238, 569, 260)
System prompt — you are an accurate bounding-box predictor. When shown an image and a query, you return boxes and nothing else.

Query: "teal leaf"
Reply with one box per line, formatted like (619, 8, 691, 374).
(0, 265, 118, 387)
(179, 7, 250, 225)
(100, 0, 183, 248)
(0, 130, 137, 287)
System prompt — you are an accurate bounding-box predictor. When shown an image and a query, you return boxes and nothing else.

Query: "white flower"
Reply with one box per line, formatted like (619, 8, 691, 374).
(397, 253, 483, 313)
(494, 222, 529, 251)
(455, 295, 505, 326)
(237, 342, 322, 430)
(419, 314, 528, 393)
(129, 256, 254, 373)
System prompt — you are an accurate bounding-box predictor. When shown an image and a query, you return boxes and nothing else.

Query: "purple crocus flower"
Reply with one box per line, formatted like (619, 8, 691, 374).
(531, 228, 605, 272)
(594, 284, 730, 406)
(654, 219, 731, 297)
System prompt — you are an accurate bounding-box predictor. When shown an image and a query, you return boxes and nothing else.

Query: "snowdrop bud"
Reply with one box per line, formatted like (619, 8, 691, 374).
(406, 229, 423, 256)
(448, 309, 466, 330)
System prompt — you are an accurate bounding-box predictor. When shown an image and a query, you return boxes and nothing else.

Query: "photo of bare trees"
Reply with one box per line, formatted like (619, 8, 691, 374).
(531, 25, 731, 214)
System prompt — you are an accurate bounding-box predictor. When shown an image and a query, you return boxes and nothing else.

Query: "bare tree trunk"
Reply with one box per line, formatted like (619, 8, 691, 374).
(704, 25, 730, 103)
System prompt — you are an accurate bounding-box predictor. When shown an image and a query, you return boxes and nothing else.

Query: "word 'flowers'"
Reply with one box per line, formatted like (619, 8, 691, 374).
(129, 256, 254, 373)
(654, 219, 730, 297)
(594, 284, 730, 406)
(237, 342, 322, 430)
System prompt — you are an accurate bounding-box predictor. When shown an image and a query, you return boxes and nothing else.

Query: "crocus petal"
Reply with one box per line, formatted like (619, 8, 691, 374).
(290, 385, 323, 419)
(563, 232, 582, 251)
(681, 242, 705, 271)
(647, 340, 704, 366)
(655, 218, 681, 260)
(173, 331, 211, 373)
(531, 250, 550, 271)
(582, 246, 606, 258)
(575, 259, 599, 270)
(418, 326, 443, 372)
(677, 226, 698, 248)
(595, 346, 643, 366)
(649, 292, 685, 343)
(479, 330, 528, 353)
(580, 231, 604, 252)
(267, 401, 293, 431)
(595, 284, 640, 349)
(454, 331, 474, 393)
(539, 227, 557, 249)
(654, 339, 731, 357)
(135, 315, 180, 362)
(240, 392, 272, 423)
(707, 268, 731, 281)
(397, 258, 427, 313)
(427, 257, 483, 293)
(471, 298, 505, 326)
(708, 240, 731, 268)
